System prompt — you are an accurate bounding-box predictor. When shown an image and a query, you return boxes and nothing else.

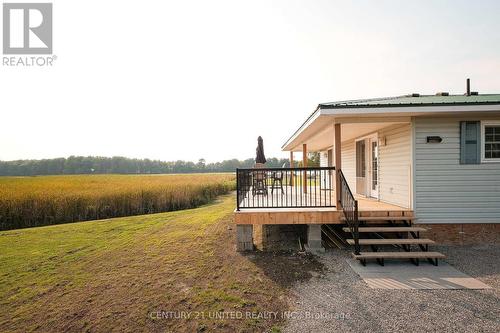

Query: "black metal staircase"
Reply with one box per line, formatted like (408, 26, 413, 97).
(338, 169, 445, 266)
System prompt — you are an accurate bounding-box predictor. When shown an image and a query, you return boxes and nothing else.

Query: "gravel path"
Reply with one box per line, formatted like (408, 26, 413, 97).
(283, 245, 500, 333)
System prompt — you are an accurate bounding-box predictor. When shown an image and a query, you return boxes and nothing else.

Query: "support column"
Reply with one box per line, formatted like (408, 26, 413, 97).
(334, 123, 342, 207)
(236, 225, 254, 251)
(302, 143, 308, 193)
(253, 225, 264, 250)
(305, 224, 325, 253)
(289, 151, 294, 186)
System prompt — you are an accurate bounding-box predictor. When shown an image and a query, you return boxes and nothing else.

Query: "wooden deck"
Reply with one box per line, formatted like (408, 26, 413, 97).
(234, 191, 413, 225)
(355, 196, 408, 212)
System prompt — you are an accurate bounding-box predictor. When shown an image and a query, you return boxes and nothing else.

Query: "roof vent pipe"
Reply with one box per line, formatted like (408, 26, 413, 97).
(466, 78, 471, 96)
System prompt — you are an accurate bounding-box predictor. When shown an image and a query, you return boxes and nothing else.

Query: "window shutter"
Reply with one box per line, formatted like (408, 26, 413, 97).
(460, 121, 481, 164)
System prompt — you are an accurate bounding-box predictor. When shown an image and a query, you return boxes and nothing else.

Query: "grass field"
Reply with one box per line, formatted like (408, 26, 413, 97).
(0, 194, 322, 332)
(0, 174, 234, 230)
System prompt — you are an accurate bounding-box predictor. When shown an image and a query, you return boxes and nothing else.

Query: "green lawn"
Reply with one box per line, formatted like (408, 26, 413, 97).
(0, 194, 321, 332)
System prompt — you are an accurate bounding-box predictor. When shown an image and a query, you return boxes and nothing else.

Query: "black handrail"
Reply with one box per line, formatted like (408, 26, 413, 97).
(236, 167, 332, 172)
(338, 169, 360, 255)
(236, 166, 336, 210)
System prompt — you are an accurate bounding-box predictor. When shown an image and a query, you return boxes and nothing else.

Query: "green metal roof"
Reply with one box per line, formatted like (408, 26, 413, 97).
(319, 94, 500, 109)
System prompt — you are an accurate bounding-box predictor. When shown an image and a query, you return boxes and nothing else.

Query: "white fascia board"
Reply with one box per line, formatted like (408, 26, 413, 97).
(321, 104, 500, 116)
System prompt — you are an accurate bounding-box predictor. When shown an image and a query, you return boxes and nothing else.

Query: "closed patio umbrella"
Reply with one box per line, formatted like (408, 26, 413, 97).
(255, 136, 267, 164)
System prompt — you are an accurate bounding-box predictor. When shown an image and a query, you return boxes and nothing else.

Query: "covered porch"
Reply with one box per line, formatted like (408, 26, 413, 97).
(234, 111, 415, 253)
(236, 165, 408, 213)
(283, 114, 413, 211)
(236, 114, 413, 213)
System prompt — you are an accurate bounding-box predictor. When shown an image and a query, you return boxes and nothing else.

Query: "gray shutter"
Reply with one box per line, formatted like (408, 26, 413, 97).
(460, 121, 481, 164)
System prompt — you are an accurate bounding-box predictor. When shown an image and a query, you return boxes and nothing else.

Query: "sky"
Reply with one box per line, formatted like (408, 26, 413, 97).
(1, 0, 500, 162)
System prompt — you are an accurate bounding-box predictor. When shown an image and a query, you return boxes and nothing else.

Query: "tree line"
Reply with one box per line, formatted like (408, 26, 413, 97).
(0, 156, 307, 176)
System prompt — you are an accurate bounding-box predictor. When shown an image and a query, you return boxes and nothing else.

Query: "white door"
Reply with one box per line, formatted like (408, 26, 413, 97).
(368, 136, 379, 198)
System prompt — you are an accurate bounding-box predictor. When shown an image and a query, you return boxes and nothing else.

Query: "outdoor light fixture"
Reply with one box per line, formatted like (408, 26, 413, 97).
(426, 136, 443, 143)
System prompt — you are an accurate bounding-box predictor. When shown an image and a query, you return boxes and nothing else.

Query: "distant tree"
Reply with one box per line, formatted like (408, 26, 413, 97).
(0, 156, 293, 176)
(196, 158, 206, 171)
(308, 152, 320, 167)
(296, 152, 320, 167)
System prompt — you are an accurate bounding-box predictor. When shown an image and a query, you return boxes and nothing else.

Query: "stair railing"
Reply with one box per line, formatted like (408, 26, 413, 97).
(338, 169, 360, 255)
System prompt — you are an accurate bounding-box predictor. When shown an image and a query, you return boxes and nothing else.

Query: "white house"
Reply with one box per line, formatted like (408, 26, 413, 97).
(235, 88, 500, 264)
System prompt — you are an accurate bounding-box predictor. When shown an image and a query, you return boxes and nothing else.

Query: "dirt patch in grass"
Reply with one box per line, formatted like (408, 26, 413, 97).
(0, 194, 323, 332)
(246, 251, 325, 287)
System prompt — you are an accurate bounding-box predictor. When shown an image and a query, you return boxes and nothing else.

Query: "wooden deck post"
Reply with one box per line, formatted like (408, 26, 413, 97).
(289, 151, 294, 186)
(334, 123, 342, 207)
(302, 144, 307, 193)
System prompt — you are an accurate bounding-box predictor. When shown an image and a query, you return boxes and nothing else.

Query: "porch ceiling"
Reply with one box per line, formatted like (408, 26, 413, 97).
(283, 114, 409, 152)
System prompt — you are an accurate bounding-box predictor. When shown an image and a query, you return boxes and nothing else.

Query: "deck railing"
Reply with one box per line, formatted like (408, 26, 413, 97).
(338, 169, 360, 255)
(236, 167, 336, 210)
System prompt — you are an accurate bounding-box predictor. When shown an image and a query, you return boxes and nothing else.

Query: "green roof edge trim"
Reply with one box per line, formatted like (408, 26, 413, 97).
(319, 100, 500, 109)
(318, 94, 500, 109)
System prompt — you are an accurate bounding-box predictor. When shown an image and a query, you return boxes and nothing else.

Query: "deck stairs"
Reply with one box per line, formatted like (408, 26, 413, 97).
(337, 169, 444, 266)
(342, 216, 446, 266)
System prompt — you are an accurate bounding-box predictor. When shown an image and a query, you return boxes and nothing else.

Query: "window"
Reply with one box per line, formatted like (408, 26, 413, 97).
(483, 122, 500, 161)
(460, 121, 480, 164)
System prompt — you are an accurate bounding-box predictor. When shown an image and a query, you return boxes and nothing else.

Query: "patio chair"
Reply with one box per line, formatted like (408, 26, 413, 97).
(252, 163, 268, 196)
(270, 163, 285, 194)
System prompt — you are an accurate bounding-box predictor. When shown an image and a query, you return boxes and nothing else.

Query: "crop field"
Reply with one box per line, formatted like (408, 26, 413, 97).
(0, 174, 234, 230)
(0, 194, 322, 332)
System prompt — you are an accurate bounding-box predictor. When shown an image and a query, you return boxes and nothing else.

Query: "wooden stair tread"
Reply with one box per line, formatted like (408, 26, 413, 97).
(342, 216, 414, 221)
(352, 251, 445, 259)
(343, 226, 427, 233)
(346, 238, 435, 245)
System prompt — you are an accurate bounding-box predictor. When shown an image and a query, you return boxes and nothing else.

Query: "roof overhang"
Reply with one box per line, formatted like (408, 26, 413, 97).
(281, 104, 500, 152)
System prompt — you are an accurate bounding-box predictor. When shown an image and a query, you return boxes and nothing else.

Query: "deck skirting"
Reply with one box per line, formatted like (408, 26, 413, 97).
(234, 208, 414, 225)
(234, 209, 342, 225)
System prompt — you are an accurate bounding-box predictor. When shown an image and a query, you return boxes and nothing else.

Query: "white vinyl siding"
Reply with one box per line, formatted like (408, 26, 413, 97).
(319, 151, 328, 167)
(319, 143, 355, 189)
(415, 117, 500, 224)
(334, 125, 411, 208)
(341, 140, 356, 191)
(378, 124, 412, 208)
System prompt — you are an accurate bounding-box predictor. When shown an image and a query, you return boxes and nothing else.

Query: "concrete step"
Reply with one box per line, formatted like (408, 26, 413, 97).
(343, 226, 427, 233)
(347, 238, 435, 245)
(352, 251, 446, 260)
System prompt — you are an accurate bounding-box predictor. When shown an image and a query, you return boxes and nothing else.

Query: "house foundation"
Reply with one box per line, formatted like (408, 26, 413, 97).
(236, 225, 254, 251)
(419, 223, 500, 245)
(305, 224, 325, 253)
